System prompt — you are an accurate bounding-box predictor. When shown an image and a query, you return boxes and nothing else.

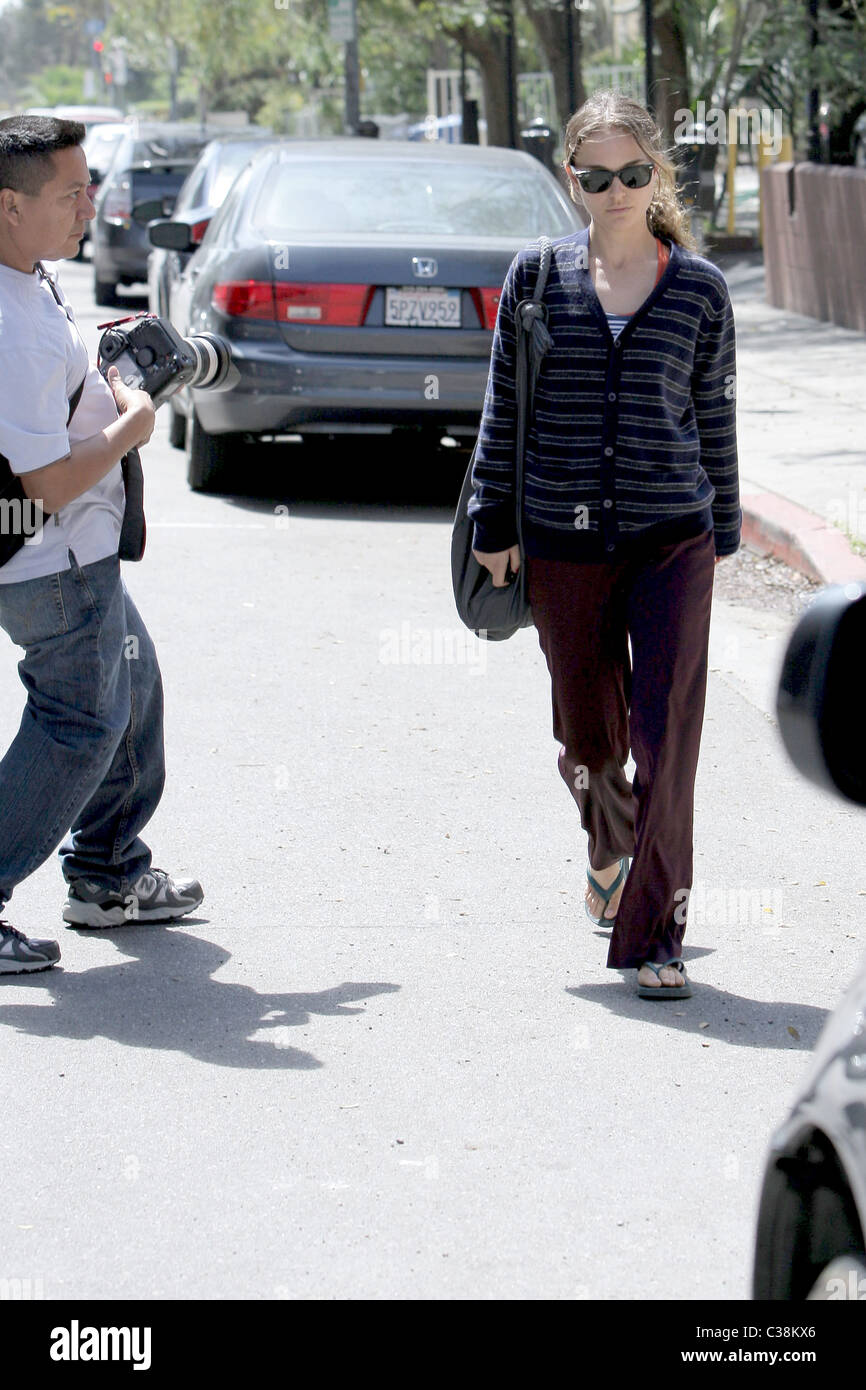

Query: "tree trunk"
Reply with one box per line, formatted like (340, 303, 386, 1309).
(448, 23, 514, 147)
(653, 0, 689, 142)
(522, 0, 585, 138)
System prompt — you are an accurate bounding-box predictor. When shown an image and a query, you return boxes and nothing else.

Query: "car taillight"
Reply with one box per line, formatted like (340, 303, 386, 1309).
(102, 176, 131, 227)
(212, 280, 373, 324)
(274, 282, 372, 326)
(471, 287, 502, 330)
(212, 280, 276, 319)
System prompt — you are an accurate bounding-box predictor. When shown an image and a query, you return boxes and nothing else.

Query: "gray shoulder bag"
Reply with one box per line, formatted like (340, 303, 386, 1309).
(451, 236, 553, 640)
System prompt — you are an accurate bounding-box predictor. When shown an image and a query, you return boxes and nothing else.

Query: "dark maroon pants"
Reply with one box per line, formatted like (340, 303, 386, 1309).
(526, 529, 716, 969)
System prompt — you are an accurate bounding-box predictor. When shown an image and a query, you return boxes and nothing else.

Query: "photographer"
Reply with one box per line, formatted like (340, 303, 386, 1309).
(0, 115, 202, 974)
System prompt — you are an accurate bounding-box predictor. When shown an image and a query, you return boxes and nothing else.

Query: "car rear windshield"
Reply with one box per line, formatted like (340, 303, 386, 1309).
(83, 127, 126, 169)
(249, 158, 576, 238)
(207, 144, 274, 207)
(131, 133, 210, 164)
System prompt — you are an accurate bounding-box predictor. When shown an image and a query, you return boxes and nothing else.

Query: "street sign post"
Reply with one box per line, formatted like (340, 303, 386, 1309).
(328, 0, 356, 43)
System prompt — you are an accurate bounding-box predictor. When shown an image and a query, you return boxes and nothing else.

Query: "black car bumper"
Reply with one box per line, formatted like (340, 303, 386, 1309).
(92, 221, 151, 284)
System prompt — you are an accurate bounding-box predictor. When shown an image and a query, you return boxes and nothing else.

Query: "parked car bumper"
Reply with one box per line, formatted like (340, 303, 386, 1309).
(92, 223, 151, 283)
(189, 341, 490, 436)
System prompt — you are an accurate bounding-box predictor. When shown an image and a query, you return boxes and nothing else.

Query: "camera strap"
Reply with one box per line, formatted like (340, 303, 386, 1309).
(0, 272, 87, 565)
(118, 449, 146, 561)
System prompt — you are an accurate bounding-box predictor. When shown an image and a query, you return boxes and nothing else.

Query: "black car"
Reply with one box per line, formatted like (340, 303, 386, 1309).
(90, 124, 249, 303)
(753, 582, 866, 1299)
(148, 138, 583, 491)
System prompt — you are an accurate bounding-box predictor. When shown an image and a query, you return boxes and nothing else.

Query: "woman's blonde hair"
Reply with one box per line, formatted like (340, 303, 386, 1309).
(563, 90, 697, 251)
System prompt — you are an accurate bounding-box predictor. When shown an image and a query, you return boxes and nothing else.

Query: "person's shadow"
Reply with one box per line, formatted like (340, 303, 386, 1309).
(0, 927, 400, 1070)
(568, 940, 831, 1049)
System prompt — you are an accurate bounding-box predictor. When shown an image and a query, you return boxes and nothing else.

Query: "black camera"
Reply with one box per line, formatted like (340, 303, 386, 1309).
(97, 313, 233, 409)
(776, 579, 866, 804)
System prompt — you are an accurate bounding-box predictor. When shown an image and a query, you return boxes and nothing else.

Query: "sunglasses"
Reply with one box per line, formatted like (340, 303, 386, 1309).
(567, 161, 655, 194)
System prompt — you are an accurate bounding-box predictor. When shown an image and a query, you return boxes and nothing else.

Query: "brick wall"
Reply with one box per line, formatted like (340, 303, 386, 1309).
(762, 163, 866, 332)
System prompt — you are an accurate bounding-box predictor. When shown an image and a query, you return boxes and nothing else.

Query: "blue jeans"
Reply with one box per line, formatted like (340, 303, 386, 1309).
(0, 551, 165, 913)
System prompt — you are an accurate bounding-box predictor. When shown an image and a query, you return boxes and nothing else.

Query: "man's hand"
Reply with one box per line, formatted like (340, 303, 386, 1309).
(472, 544, 521, 587)
(18, 368, 157, 513)
(107, 365, 155, 448)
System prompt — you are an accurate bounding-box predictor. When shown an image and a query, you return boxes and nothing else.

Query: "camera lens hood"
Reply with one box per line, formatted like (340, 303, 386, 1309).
(776, 580, 866, 805)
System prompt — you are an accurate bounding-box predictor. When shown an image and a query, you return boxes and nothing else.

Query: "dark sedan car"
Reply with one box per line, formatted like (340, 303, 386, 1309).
(91, 124, 246, 303)
(150, 139, 583, 490)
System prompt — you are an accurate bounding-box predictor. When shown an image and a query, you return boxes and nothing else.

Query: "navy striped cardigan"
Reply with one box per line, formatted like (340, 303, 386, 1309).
(468, 226, 741, 561)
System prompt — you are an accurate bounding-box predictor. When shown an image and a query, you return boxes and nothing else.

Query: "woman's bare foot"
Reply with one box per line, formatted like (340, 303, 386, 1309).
(637, 963, 686, 989)
(585, 859, 626, 921)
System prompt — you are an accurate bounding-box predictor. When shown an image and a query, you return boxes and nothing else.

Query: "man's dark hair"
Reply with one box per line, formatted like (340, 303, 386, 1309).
(0, 115, 86, 198)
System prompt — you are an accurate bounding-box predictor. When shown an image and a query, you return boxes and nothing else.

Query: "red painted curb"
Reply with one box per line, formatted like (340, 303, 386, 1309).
(741, 490, 866, 586)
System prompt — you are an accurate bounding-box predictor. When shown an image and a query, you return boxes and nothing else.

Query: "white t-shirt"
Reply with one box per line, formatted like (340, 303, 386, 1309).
(0, 259, 125, 584)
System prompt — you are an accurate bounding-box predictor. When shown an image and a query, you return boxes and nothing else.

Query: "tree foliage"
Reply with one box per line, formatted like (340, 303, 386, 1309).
(1, 0, 864, 158)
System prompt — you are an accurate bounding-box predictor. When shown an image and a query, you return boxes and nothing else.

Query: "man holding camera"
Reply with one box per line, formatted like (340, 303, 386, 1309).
(0, 115, 202, 974)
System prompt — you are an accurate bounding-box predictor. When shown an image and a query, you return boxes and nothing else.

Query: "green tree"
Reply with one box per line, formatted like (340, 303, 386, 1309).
(19, 63, 87, 107)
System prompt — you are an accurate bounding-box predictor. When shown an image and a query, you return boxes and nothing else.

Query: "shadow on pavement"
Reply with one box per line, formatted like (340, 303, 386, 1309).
(196, 434, 470, 522)
(567, 945, 829, 1049)
(0, 927, 400, 1070)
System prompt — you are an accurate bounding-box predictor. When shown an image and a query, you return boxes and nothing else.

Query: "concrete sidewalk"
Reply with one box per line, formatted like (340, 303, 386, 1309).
(719, 250, 866, 583)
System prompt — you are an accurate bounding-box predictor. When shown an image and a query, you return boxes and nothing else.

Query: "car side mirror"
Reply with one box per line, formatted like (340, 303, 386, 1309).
(148, 219, 196, 251)
(132, 198, 173, 225)
(776, 581, 866, 805)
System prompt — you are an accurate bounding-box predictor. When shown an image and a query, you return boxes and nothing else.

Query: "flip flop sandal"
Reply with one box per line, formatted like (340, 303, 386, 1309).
(636, 958, 693, 999)
(585, 856, 629, 927)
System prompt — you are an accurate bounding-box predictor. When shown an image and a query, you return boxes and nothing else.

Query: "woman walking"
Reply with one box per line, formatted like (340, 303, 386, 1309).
(469, 91, 739, 998)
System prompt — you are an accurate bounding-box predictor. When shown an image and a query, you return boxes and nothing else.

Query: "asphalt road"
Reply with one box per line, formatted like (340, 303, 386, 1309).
(0, 259, 863, 1301)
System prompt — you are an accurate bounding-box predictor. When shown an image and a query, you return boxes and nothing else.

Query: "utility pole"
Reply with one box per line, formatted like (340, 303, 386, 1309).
(566, 0, 576, 112)
(167, 38, 179, 122)
(643, 0, 654, 115)
(329, 0, 360, 133)
(806, 0, 821, 160)
(504, 0, 518, 147)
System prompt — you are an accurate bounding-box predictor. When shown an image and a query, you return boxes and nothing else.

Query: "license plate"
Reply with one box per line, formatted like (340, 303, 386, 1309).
(385, 286, 461, 328)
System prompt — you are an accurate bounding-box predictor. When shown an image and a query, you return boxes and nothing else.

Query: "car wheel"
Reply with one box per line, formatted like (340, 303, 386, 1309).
(754, 1134, 865, 1298)
(806, 1252, 866, 1300)
(168, 402, 187, 451)
(186, 409, 236, 493)
(93, 274, 116, 305)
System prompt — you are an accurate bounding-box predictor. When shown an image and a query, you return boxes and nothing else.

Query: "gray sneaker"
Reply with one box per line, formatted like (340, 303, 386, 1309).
(0, 921, 61, 974)
(62, 868, 204, 929)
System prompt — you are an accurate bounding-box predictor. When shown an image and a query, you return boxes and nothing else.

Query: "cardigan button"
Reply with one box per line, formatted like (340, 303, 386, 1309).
(603, 499, 613, 509)
(604, 446, 613, 457)
(606, 544, 615, 553)
(608, 392, 616, 402)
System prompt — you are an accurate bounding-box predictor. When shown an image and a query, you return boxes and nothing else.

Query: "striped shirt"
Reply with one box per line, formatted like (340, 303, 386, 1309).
(468, 227, 740, 560)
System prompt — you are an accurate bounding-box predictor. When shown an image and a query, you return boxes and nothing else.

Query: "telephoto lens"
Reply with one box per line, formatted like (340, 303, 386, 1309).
(183, 333, 232, 390)
(97, 315, 235, 408)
